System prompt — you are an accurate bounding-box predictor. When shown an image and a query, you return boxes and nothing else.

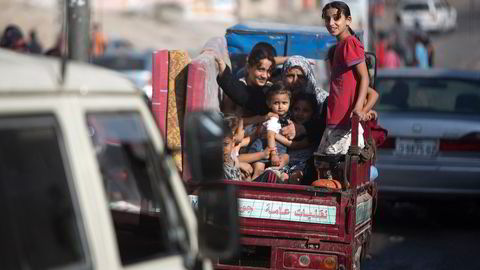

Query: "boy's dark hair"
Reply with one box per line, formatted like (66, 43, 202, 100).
(223, 113, 239, 138)
(292, 92, 318, 115)
(266, 81, 291, 102)
(247, 42, 276, 73)
(0, 24, 24, 49)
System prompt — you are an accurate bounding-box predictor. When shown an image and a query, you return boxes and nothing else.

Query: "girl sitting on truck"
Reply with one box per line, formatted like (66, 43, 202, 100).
(216, 42, 277, 126)
(316, 1, 370, 161)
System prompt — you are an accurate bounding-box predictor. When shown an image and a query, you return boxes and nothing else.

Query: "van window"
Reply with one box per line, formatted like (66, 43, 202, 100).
(87, 112, 184, 265)
(0, 115, 89, 269)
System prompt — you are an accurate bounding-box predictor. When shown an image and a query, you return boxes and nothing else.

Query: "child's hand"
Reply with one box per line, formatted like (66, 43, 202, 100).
(266, 112, 279, 121)
(271, 154, 281, 167)
(238, 162, 253, 177)
(352, 109, 368, 121)
(263, 146, 273, 159)
(214, 56, 226, 75)
(366, 110, 378, 121)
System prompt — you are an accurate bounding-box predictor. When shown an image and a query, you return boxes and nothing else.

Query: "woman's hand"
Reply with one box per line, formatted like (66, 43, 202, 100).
(214, 56, 226, 75)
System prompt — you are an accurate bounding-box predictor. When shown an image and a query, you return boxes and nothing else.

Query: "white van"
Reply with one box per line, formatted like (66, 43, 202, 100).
(0, 49, 237, 269)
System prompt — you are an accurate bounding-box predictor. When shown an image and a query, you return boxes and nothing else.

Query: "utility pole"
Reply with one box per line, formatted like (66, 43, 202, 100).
(67, 0, 90, 62)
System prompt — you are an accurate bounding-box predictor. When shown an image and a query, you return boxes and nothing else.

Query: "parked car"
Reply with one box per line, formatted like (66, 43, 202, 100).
(375, 68, 480, 199)
(396, 0, 457, 32)
(92, 50, 153, 99)
(105, 38, 134, 53)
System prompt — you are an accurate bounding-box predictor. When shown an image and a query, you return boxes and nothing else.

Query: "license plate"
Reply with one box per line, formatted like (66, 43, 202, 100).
(395, 138, 438, 157)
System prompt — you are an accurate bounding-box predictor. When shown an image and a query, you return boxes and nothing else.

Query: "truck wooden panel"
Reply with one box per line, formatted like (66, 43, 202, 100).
(166, 50, 189, 171)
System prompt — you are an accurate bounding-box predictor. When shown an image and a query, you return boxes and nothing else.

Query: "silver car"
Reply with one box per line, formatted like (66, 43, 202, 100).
(396, 0, 457, 32)
(375, 68, 480, 198)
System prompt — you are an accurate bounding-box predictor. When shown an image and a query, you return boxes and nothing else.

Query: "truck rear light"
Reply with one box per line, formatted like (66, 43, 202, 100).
(439, 133, 480, 152)
(284, 252, 337, 269)
(323, 256, 337, 269)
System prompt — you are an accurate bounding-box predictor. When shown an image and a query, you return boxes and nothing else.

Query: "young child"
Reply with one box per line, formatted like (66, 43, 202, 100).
(274, 93, 319, 184)
(222, 115, 243, 181)
(317, 1, 370, 161)
(248, 82, 291, 180)
(224, 114, 273, 181)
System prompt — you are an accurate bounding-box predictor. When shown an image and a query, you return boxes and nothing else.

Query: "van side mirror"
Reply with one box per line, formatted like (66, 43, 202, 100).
(185, 111, 239, 260)
(365, 52, 377, 89)
(185, 111, 224, 183)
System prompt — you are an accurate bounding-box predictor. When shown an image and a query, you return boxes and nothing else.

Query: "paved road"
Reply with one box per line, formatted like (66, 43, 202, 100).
(432, 7, 480, 70)
(364, 199, 480, 270)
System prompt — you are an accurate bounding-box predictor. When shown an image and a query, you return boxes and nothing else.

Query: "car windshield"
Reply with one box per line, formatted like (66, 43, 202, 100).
(87, 112, 187, 265)
(93, 55, 148, 71)
(403, 3, 429, 11)
(376, 77, 480, 114)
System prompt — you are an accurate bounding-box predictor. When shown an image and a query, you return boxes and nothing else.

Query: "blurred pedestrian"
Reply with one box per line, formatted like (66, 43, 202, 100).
(375, 31, 387, 68)
(0, 24, 28, 52)
(413, 20, 435, 66)
(91, 22, 107, 56)
(383, 42, 402, 68)
(391, 15, 414, 66)
(413, 21, 430, 68)
(27, 29, 43, 54)
(414, 34, 429, 68)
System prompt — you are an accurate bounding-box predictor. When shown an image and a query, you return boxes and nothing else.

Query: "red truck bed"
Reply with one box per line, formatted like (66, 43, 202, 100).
(153, 36, 378, 270)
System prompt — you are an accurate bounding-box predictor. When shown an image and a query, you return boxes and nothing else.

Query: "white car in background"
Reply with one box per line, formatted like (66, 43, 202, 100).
(396, 0, 457, 32)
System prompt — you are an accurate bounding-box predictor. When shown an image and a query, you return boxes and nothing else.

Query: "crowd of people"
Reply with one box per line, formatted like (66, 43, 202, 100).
(375, 15, 435, 69)
(0, 22, 107, 57)
(217, 1, 387, 186)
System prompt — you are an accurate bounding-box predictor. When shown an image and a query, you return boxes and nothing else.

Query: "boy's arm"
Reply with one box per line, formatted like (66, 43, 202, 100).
(353, 61, 370, 120)
(238, 147, 270, 163)
(362, 87, 379, 114)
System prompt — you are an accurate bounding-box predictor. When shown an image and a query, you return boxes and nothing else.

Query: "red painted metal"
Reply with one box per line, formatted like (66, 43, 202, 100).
(151, 50, 169, 138)
(176, 44, 377, 269)
(210, 116, 376, 270)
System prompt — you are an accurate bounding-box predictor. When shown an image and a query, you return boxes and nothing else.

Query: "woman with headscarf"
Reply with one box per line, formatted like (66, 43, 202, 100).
(282, 55, 329, 112)
(278, 56, 329, 148)
(0, 24, 27, 52)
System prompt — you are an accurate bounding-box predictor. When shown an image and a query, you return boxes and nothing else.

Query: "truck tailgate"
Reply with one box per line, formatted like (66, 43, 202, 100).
(228, 181, 357, 242)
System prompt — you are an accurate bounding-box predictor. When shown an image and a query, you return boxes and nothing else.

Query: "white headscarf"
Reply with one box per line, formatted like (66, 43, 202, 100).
(282, 55, 329, 109)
